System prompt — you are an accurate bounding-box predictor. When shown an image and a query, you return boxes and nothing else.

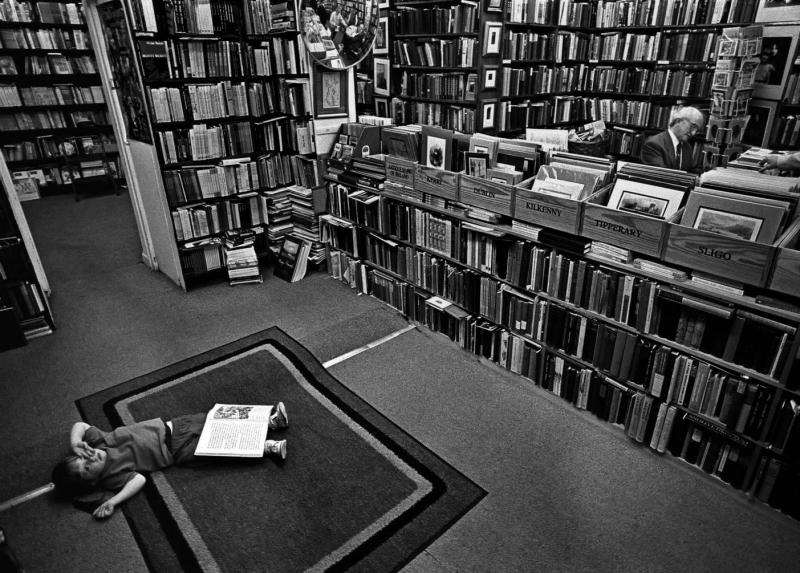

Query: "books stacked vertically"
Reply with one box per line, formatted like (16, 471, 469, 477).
(287, 185, 326, 267)
(264, 186, 292, 253)
(223, 231, 261, 285)
(273, 235, 310, 283)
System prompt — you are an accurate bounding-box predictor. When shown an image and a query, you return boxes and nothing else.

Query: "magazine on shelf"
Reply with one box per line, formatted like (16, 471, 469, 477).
(273, 235, 310, 283)
(194, 404, 277, 457)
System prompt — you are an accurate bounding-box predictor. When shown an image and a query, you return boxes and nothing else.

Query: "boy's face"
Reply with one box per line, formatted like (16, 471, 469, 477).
(72, 449, 107, 483)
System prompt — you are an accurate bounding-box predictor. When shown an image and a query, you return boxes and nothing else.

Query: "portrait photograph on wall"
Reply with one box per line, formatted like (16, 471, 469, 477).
(752, 25, 800, 101)
(742, 99, 778, 148)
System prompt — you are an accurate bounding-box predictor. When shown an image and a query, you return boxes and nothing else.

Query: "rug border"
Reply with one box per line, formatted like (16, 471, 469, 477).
(76, 326, 487, 573)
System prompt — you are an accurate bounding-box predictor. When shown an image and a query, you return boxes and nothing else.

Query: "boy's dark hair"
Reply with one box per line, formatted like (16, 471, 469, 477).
(51, 456, 95, 499)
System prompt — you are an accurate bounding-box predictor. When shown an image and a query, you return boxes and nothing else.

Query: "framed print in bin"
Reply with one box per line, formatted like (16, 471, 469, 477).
(374, 96, 389, 118)
(420, 125, 454, 170)
(756, 0, 800, 23)
(681, 190, 788, 245)
(373, 58, 390, 96)
(482, 100, 497, 130)
(752, 25, 800, 101)
(483, 22, 502, 56)
(375, 16, 389, 55)
(742, 99, 778, 148)
(313, 66, 348, 118)
(607, 179, 686, 221)
(483, 65, 498, 90)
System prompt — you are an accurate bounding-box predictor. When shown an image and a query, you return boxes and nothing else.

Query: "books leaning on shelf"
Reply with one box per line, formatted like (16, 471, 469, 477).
(273, 235, 309, 283)
(632, 258, 688, 281)
(194, 404, 277, 457)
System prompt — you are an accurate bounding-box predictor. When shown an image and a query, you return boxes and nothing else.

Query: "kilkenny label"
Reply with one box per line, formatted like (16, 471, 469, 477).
(521, 201, 562, 218)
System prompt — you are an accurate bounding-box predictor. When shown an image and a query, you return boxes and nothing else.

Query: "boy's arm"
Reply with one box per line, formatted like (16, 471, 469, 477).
(70, 422, 94, 458)
(93, 473, 146, 520)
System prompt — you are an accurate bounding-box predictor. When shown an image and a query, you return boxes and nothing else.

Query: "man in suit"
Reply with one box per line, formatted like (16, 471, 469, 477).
(640, 106, 705, 174)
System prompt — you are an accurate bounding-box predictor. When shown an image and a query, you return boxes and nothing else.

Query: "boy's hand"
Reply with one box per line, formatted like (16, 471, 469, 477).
(93, 500, 116, 519)
(72, 441, 95, 459)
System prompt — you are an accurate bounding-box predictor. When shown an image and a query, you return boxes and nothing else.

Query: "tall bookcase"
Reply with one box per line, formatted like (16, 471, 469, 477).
(321, 151, 800, 522)
(83, 0, 320, 289)
(0, 151, 53, 349)
(0, 0, 125, 196)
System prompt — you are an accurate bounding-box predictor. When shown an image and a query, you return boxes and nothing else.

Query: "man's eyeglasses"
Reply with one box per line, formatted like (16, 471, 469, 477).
(684, 119, 701, 133)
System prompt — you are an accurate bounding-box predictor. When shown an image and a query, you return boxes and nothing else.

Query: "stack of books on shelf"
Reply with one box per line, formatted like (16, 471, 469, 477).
(223, 232, 261, 285)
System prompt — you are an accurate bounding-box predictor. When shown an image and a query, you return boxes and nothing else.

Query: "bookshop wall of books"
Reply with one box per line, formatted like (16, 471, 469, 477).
(4, 0, 800, 570)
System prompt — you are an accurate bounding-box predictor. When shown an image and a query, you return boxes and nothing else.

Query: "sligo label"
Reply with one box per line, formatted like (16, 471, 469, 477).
(698, 246, 732, 260)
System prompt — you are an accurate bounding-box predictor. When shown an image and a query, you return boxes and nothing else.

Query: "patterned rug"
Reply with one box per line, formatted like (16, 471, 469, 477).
(76, 327, 485, 572)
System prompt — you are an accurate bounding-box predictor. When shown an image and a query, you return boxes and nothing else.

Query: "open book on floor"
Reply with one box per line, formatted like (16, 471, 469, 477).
(273, 235, 310, 283)
(194, 404, 276, 457)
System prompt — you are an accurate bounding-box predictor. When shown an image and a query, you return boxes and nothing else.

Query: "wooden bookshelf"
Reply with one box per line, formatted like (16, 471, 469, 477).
(321, 150, 800, 520)
(0, 0, 125, 196)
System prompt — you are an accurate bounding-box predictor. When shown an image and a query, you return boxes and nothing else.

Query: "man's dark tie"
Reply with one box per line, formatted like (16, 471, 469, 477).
(676, 144, 682, 170)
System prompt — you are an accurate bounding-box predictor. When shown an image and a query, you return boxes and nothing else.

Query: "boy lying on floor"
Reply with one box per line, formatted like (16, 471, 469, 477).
(51, 402, 289, 519)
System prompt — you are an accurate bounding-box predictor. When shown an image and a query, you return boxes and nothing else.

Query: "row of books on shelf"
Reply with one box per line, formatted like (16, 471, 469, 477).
(0, 1, 83, 24)
(393, 37, 478, 69)
(508, 0, 756, 28)
(138, 35, 306, 82)
(389, 99, 476, 135)
(170, 0, 242, 36)
(1, 83, 104, 107)
(9, 155, 120, 186)
(331, 205, 795, 383)
(390, 2, 479, 35)
(785, 72, 800, 106)
(501, 64, 714, 99)
(157, 121, 254, 163)
(772, 115, 800, 149)
(162, 154, 321, 206)
(0, 279, 46, 322)
(398, 71, 476, 102)
(171, 194, 269, 242)
(3, 133, 116, 161)
(0, 108, 107, 131)
(3, 53, 96, 75)
(0, 26, 90, 51)
(591, 0, 758, 28)
(146, 77, 311, 124)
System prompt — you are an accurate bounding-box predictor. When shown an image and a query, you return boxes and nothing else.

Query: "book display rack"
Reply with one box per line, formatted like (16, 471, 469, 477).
(0, 0, 125, 196)
(0, 152, 53, 350)
(320, 124, 800, 522)
(95, 0, 322, 289)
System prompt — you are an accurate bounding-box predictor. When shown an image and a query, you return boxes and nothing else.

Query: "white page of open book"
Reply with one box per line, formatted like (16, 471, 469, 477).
(194, 404, 273, 457)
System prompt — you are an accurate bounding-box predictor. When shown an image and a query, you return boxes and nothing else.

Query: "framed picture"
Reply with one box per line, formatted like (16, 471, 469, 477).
(313, 66, 348, 118)
(742, 99, 778, 148)
(607, 179, 686, 220)
(373, 58, 390, 96)
(756, 0, 800, 23)
(752, 25, 800, 100)
(420, 125, 454, 170)
(482, 100, 496, 130)
(374, 16, 389, 55)
(681, 190, 788, 245)
(486, 0, 503, 11)
(483, 65, 498, 90)
(483, 22, 502, 56)
(469, 135, 499, 165)
(465, 73, 478, 101)
(465, 151, 490, 177)
(374, 96, 389, 118)
(378, 0, 389, 8)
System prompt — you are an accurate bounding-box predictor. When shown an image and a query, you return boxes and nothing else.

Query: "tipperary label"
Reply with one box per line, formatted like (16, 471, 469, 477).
(594, 220, 642, 237)
(524, 202, 562, 217)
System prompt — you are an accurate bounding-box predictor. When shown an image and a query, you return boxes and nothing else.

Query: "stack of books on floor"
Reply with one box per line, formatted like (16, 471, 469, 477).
(223, 232, 262, 285)
(287, 185, 326, 268)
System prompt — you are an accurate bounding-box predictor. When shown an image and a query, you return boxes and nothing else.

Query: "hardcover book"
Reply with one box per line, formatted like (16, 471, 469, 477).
(194, 404, 278, 457)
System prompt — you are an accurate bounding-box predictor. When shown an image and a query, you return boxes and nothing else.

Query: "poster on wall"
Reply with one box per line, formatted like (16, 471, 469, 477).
(97, 0, 152, 144)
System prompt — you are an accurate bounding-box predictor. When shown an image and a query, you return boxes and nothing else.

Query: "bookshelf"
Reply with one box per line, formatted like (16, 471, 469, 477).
(0, 150, 54, 349)
(0, 0, 125, 196)
(81, 0, 323, 289)
(320, 147, 800, 522)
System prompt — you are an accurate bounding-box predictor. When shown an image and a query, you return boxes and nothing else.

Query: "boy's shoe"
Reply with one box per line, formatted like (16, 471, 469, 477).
(269, 402, 288, 430)
(264, 439, 287, 460)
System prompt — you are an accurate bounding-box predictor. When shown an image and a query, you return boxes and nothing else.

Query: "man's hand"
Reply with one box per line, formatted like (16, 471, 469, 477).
(759, 155, 779, 173)
(93, 500, 116, 520)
